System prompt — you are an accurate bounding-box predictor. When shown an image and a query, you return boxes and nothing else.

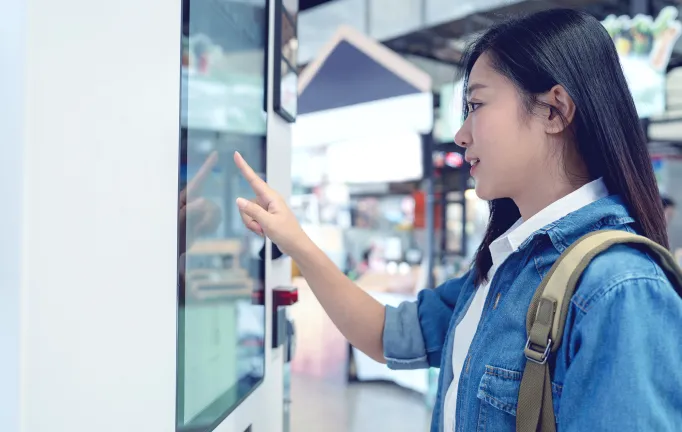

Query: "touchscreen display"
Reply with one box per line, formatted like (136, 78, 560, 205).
(176, 0, 268, 430)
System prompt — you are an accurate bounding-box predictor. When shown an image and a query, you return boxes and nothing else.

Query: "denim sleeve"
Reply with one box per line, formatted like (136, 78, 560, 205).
(382, 273, 467, 370)
(560, 276, 682, 431)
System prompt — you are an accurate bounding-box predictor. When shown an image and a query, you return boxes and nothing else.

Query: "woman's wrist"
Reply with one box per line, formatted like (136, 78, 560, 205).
(287, 231, 317, 264)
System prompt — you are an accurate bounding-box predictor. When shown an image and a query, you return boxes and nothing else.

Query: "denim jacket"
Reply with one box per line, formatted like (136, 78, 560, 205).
(383, 196, 682, 431)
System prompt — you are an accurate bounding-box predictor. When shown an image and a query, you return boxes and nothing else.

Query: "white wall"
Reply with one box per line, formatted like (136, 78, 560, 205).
(293, 93, 433, 148)
(0, 0, 27, 430)
(2, 0, 181, 431)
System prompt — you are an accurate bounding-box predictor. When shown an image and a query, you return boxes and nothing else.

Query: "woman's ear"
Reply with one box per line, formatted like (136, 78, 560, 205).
(539, 85, 576, 134)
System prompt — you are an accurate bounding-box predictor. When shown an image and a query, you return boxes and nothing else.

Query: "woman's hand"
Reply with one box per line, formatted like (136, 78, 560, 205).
(233, 151, 309, 257)
(234, 153, 387, 363)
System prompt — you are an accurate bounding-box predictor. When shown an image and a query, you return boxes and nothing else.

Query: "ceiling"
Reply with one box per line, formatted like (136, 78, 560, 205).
(384, 0, 682, 68)
(300, 0, 682, 70)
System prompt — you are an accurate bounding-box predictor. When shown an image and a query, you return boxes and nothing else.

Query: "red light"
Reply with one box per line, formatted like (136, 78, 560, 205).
(273, 287, 298, 307)
(445, 152, 464, 168)
(252, 287, 299, 306)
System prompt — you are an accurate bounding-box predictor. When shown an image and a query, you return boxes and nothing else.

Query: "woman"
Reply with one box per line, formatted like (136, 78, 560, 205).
(234, 9, 682, 431)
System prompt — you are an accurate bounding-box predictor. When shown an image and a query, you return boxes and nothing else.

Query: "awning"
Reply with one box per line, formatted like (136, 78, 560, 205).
(294, 25, 433, 148)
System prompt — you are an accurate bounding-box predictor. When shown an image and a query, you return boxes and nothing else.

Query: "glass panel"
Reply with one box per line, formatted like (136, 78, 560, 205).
(281, 9, 297, 66)
(280, 59, 298, 119)
(177, 0, 268, 431)
(282, 0, 298, 23)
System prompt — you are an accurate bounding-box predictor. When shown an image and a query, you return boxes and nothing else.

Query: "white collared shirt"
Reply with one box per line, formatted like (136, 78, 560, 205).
(443, 178, 609, 432)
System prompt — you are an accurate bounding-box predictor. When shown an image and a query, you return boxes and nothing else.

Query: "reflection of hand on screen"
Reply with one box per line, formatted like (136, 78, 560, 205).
(185, 198, 221, 243)
(179, 151, 221, 252)
(179, 151, 217, 218)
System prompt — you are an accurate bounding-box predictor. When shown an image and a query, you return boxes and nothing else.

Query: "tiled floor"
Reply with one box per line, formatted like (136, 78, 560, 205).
(288, 281, 431, 431)
(290, 373, 432, 432)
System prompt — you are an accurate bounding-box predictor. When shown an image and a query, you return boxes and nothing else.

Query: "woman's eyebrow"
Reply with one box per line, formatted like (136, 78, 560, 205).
(466, 83, 487, 97)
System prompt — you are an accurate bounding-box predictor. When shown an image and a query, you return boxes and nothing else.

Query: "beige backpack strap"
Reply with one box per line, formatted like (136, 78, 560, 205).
(516, 230, 682, 432)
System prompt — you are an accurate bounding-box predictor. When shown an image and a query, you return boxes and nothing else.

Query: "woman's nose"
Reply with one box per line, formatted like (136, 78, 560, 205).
(454, 121, 471, 148)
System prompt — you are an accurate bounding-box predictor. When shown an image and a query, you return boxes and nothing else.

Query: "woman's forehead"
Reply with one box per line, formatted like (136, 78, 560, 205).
(467, 54, 511, 94)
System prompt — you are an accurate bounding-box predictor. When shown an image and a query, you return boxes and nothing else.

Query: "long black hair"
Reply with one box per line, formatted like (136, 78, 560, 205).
(459, 9, 668, 285)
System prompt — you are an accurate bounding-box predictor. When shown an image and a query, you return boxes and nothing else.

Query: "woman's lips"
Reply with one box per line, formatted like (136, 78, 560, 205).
(470, 158, 480, 175)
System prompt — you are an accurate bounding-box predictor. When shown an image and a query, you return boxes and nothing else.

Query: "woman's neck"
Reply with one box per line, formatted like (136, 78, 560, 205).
(514, 145, 592, 221)
(514, 183, 580, 221)
(513, 170, 592, 221)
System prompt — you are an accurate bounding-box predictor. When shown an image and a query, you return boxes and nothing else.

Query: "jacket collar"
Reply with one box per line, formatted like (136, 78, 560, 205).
(516, 195, 636, 254)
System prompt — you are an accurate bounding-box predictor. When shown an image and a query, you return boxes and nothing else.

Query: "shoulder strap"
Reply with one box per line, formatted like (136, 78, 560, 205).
(516, 230, 682, 432)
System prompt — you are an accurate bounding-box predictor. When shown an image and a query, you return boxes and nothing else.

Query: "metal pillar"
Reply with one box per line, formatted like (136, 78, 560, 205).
(422, 133, 436, 290)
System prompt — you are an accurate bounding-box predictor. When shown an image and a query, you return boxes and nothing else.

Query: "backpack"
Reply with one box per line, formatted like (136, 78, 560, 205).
(517, 230, 682, 432)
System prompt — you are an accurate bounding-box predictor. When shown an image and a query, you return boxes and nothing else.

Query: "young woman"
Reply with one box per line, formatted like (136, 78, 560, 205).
(234, 9, 682, 432)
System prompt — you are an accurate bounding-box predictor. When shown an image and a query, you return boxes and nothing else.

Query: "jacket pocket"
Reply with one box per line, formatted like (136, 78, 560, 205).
(476, 365, 562, 432)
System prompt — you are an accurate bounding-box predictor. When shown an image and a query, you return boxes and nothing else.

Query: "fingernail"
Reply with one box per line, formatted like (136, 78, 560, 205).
(236, 198, 247, 209)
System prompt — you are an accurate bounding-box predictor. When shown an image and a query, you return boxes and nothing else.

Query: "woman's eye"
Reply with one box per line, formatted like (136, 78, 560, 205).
(467, 102, 481, 112)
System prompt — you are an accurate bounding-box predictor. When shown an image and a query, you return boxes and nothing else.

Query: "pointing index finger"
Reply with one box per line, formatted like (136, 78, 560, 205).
(234, 151, 272, 199)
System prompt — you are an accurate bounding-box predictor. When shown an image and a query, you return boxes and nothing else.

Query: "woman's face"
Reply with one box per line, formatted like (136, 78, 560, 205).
(455, 53, 554, 201)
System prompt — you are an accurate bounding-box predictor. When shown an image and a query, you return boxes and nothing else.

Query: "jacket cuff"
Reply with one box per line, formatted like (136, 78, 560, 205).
(383, 303, 430, 370)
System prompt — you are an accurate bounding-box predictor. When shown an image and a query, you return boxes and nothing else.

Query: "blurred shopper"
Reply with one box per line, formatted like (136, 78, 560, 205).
(663, 195, 676, 225)
(233, 9, 681, 432)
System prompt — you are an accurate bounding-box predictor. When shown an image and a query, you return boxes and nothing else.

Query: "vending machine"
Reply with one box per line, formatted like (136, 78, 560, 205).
(0, 0, 296, 431)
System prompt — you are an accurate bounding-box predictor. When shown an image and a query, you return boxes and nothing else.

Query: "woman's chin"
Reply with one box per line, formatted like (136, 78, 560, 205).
(473, 182, 495, 201)
(473, 183, 507, 202)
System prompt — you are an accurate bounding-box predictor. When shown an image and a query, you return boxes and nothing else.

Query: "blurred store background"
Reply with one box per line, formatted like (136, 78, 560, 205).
(284, 0, 682, 430)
